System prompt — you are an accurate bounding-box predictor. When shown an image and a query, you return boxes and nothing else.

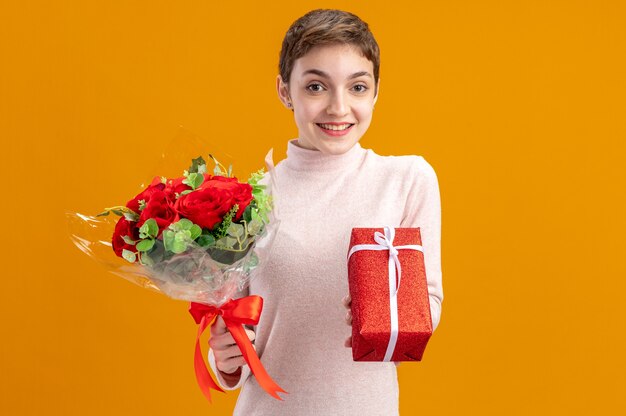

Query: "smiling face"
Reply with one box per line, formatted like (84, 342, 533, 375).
(277, 43, 379, 155)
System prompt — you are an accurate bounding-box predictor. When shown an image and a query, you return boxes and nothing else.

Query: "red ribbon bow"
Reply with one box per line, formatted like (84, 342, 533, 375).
(189, 296, 286, 402)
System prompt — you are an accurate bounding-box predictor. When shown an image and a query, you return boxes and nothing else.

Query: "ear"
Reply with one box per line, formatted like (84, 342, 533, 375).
(373, 78, 380, 106)
(276, 75, 291, 108)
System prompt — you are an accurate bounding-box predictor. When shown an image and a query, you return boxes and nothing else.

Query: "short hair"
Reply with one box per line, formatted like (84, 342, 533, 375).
(279, 9, 380, 89)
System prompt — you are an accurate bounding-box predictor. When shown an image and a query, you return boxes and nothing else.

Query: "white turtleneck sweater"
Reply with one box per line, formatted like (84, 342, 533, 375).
(208, 139, 443, 415)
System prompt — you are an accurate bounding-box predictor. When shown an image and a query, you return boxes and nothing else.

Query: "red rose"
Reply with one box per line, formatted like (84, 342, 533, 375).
(111, 217, 139, 257)
(126, 176, 166, 213)
(174, 186, 235, 229)
(204, 175, 238, 184)
(163, 176, 193, 202)
(199, 176, 253, 220)
(138, 190, 176, 235)
(164, 173, 217, 203)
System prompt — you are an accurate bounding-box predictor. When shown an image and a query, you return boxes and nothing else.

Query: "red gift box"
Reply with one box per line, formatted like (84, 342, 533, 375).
(347, 227, 433, 362)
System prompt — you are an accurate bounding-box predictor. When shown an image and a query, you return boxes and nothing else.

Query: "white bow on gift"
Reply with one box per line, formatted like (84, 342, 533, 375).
(347, 226, 424, 362)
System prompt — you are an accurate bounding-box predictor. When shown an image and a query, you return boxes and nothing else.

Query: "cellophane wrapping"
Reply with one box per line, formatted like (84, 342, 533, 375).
(66, 128, 280, 306)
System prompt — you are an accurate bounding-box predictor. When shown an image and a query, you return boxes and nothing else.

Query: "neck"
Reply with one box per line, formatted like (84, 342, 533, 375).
(283, 139, 367, 173)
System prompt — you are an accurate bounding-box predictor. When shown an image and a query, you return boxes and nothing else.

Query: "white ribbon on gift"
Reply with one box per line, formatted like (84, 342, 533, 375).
(347, 226, 424, 362)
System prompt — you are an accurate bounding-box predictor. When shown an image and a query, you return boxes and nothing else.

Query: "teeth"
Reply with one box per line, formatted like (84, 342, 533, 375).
(318, 123, 352, 131)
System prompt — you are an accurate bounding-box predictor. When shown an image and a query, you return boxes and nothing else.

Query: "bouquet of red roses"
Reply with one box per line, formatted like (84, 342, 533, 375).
(68, 151, 286, 402)
(100, 155, 272, 306)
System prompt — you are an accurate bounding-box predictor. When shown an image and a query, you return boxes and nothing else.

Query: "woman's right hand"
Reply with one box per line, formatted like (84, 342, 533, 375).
(343, 294, 352, 348)
(209, 315, 256, 375)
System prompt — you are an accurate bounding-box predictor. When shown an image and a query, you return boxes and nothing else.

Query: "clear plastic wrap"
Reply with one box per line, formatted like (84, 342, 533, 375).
(66, 128, 280, 306)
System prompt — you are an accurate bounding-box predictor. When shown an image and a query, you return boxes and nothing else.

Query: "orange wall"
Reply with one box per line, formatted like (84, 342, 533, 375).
(1, 1, 625, 414)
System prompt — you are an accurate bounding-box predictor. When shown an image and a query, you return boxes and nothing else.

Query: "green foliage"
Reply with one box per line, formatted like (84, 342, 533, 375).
(98, 206, 138, 219)
(182, 172, 204, 190)
(124, 211, 139, 222)
(162, 218, 203, 254)
(122, 249, 136, 263)
(188, 156, 206, 174)
(139, 219, 158, 239)
(227, 223, 244, 238)
(122, 235, 136, 245)
(139, 251, 154, 266)
(109, 157, 276, 266)
(213, 205, 238, 239)
(196, 230, 216, 247)
(136, 239, 155, 252)
(247, 169, 272, 224)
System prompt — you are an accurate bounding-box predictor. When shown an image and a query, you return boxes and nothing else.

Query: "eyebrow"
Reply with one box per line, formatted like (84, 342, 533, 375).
(301, 69, 372, 80)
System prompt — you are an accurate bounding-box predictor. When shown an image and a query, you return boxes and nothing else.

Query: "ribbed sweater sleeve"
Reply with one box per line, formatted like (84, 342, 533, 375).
(400, 156, 444, 331)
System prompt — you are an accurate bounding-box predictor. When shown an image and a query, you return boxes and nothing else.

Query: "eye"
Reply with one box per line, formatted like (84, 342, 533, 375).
(352, 84, 368, 93)
(306, 83, 325, 93)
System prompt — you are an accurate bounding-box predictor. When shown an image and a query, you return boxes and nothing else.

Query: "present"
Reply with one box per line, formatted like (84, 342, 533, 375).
(347, 226, 433, 362)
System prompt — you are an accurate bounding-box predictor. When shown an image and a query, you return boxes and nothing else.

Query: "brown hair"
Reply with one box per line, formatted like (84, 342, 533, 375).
(279, 9, 380, 90)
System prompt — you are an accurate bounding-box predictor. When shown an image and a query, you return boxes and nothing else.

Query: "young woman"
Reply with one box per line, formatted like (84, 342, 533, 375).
(208, 9, 443, 415)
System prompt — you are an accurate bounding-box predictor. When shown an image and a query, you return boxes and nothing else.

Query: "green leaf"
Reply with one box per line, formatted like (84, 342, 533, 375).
(136, 239, 155, 252)
(124, 212, 139, 222)
(183, 172, 204, 190)
(122, 235, 136, 245)
(188, 156, 206, 174)
(216, 236, 237, 249)
(180, 189, 193, 196)
(96, 211, 110, 217)
(243, 205, 252, 223)
(122, 249, 136, 263)
(171, 240, 187, 254)
(189, 224, 202, 240)
(140, 219, 158, 239)
(247, 168, 265, 186)
(191, 172, 204, 188)
(248, 219, 262, 236)
(163, 230, 175, 251)
(196, 233, 215, 247)
(227, 223, 244, 238)
(176, 218, 194, 231)
(175, 230, 192, 241)
(112, 209, 123, 216)
(227, 164, 232, 177)
(139, 252, 154, 266)
(147, 219, 158, 237)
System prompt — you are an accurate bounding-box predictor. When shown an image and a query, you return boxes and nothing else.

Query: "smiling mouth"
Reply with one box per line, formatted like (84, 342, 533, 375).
(316, 123, 354, 131)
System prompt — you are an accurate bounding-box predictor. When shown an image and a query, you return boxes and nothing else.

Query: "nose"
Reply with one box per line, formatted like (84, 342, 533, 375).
(326, 91, 349, 117)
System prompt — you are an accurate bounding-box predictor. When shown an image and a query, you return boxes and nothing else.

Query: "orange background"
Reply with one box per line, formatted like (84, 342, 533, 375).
(2, 1, 625, 415)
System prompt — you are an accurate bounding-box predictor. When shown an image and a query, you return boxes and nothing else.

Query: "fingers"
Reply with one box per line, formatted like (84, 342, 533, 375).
(210, 315, 228, 336)
(342, 294, 352, 309)
(214, 341, 257, 374)
(345, 309, 352, 326)
(211, 325, 257, 374)
(210, 327, 256, 351)
(343, 295, 353, 349)
(217, 354, 247, 374)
